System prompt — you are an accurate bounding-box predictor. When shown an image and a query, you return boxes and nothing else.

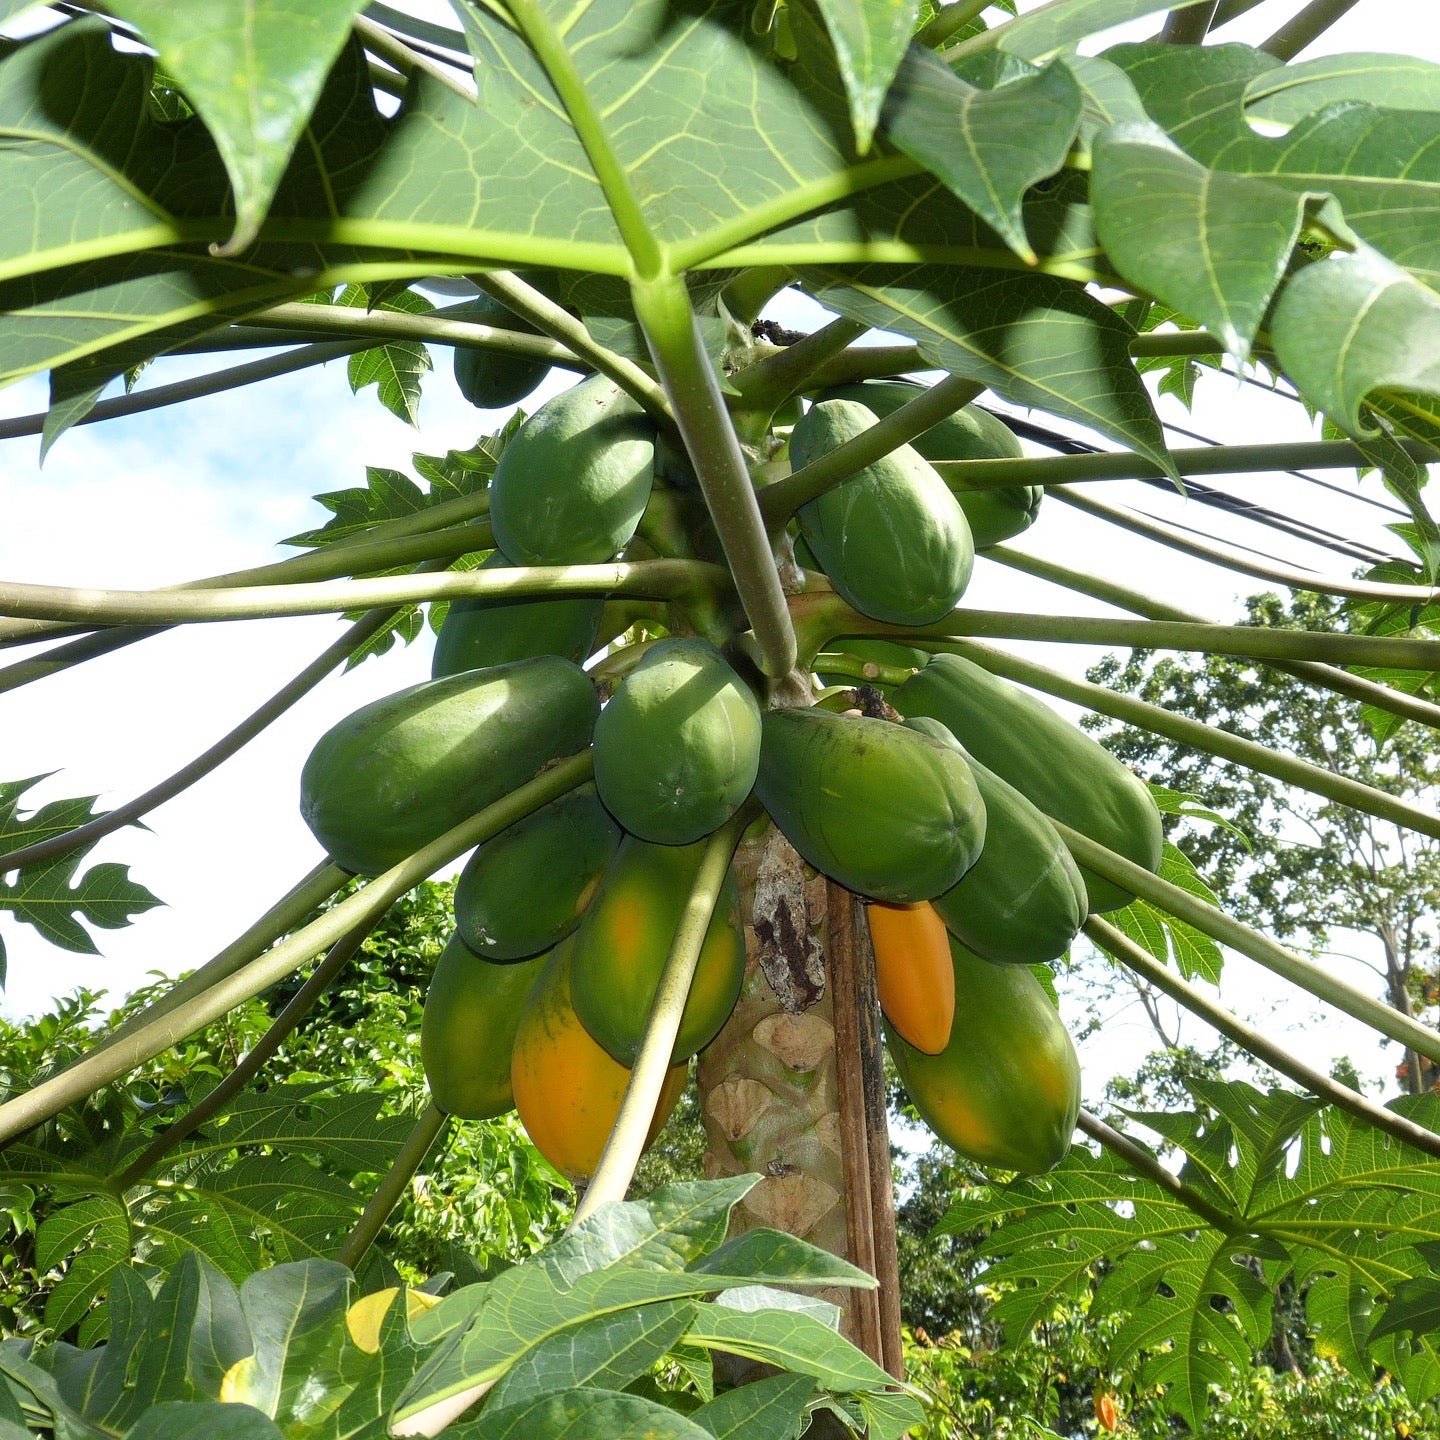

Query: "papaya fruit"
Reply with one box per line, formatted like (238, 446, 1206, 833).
(570, 835, 745, 1067)
(904, 716, 1087, 965)
(451, 293, 550, 409)
(886, 935, 1081, 1173)
(511, 938, 687, 1184)
(593, 638, 762, 846)
(894, 653, 1162, 913)
(420, 933, 546, 1119)
(299, 655, 599, 876)
(490, 375, 656, 565)
(817, 381, 1039, 548)
(814, 636, 929, 691)
(867, 900, 954, 1055)
(790, 400, 974, 626)
(754, 707, 986, 903)
(453, 785, 621, 960)
(431, 551, 605, 678)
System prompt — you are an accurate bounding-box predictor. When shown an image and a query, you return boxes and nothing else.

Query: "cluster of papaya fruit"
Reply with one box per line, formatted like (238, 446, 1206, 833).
(297, 354, 1164, 1184)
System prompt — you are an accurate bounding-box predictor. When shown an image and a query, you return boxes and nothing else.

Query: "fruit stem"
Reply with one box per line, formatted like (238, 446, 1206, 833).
(471, 272, 677, 430)
(933, 636, 1440, 843)
(811, 650, 919, 689)
(1088, 915, 1440, 1162)
(570, 808, 752, 1227)
(727, 317, 868, 413)
(1057, 823, 1440, 1068)
(632, 274, 798, 678)
(337, 1103, 451, 1272)
(759, 375, 987, 521)
(113, 913, 380, 1190)
(0, 751, 596, 1147)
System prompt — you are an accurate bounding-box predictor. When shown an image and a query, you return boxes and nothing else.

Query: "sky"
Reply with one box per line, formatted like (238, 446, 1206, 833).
(2, 1, 1439, 1113)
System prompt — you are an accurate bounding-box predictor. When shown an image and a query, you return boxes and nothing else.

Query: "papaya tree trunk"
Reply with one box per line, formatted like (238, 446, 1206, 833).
(697, 823, 903, 1372)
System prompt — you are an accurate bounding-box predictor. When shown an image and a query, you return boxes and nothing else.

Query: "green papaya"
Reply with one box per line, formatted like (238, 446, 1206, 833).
(593, 638, 762, 846)
(451, 293, 550, 410)
(755, 707, 986, 903)
(886, 935, 1081, 1173)
(454, 785, 621, 960)
(894, 654, 1162, 912)
(814, 636, 929, 691)
(817, 381, 1039, 548)
(431, 551, 604, 678)
(299, 655, 599, 876)
(790, 400, 974, 626)
(490, 375, 656, 565)
(421, 933, 546, 1119)
(905, 716, 1087, 965)
(569, 836, 745, 1066)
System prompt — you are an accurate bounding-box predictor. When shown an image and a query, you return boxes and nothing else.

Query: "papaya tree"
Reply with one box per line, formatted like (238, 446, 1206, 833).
(4, 0, 1440, 1435)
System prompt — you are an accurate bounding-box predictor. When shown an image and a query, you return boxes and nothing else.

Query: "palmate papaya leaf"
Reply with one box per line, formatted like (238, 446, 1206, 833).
(284, 436, 502, 550)
(1244, 53, 1440, 127)
(880, 47, 1083, 262)
(988, 0, 1213, 63)
(1097, 841, 1223, 986)
(1089, 120, 1318, 359)
(396, 1178, 875, 1426)
(339, 284, 434, 427)
(807, 0, 919, 156)
(0, 777, 162, 960)
(1271, 245, 1440, 441)
(938, 1081, 1440, 1429)
(1110, 43, 1440, 290)
(104, 0, 371, 255)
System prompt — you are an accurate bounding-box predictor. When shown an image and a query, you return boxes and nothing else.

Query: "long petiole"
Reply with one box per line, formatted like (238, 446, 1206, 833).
(1088, 916, 1440, 1162)
(337, 1104, 450, 1272)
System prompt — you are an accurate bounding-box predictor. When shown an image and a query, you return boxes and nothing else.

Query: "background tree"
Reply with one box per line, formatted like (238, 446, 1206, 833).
(1086, 591, 1440, 1091)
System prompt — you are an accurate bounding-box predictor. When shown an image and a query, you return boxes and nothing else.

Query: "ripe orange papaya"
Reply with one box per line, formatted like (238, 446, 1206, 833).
(867, 901, 954, 1055)
(886, 935, 1081, 1173)
(569, 836, 745, 1067)
(420, 933, 546, 1119)
(511, 939, 686, 1185)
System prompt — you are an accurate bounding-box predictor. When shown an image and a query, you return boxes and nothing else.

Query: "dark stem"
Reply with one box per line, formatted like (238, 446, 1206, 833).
(0, 344, 364, 444)
(1160, 0, 1220, 43)
(1261, 0, 1362, 59)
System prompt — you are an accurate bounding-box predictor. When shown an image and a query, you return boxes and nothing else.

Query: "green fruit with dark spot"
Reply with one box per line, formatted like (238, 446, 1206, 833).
(755, 708, 986, 903)
(454, 785, 621, 960)
(905, 716, 1087, 965)
(817, 381, 1038, 548)
(894, 653, 1161, 912)
(570, 836, 745, 1066)
(791, 400, 973, 625)
(299, 655, 599, 876)
(432, 551, 604, 678)
(451, 294, 550, 409)
(490, 375, 656, 564)
(421, 933, 546, 1119)
(594, 638, 762, 845)
(886, 934, 1080, 1173)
